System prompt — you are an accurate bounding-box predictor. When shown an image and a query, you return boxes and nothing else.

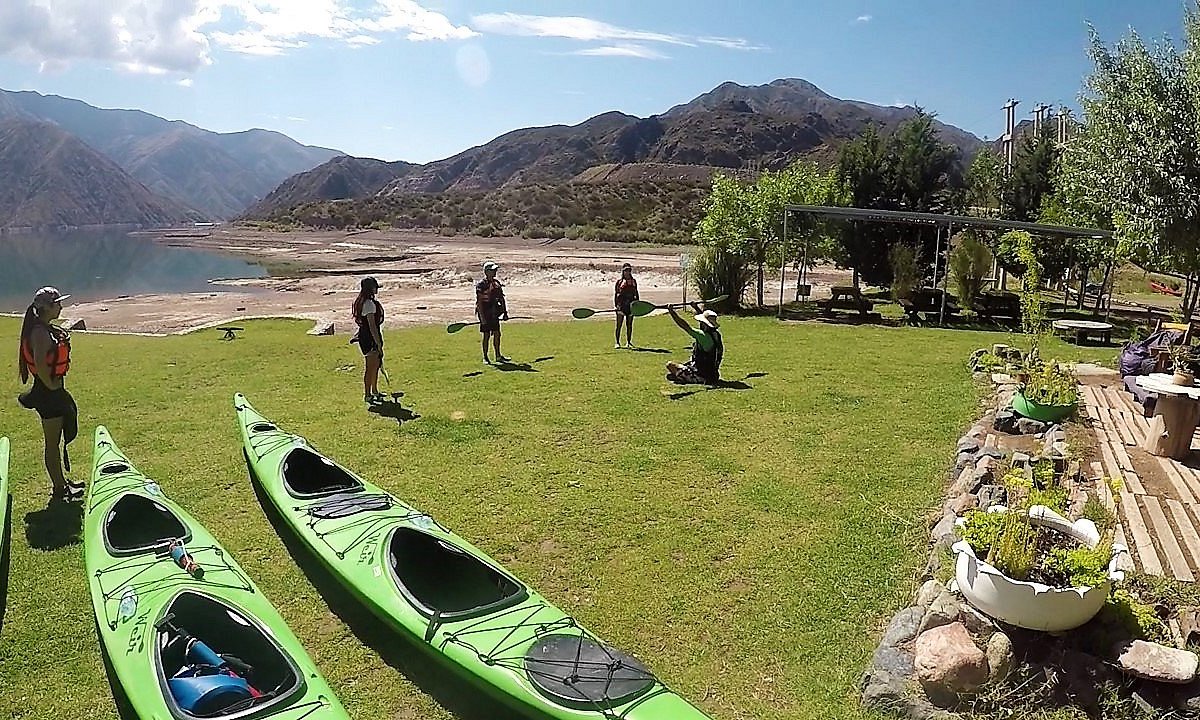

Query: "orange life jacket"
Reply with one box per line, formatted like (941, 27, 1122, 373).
(21, 327, 70, 380)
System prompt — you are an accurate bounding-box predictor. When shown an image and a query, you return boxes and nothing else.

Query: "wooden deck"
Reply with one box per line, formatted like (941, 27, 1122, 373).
(1082, 383, 1200, 581)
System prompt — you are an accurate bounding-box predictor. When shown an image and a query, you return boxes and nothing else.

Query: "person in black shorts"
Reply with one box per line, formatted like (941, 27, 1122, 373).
(613, 263, 640, 349)
(351, 277, 385, 403)
(17, 286, 82, 501)
(476, 261, 509, 363)
(666, 305, 723, 385)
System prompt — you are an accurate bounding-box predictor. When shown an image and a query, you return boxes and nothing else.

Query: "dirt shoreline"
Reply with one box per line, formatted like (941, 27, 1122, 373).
(56, 226, 850, 335)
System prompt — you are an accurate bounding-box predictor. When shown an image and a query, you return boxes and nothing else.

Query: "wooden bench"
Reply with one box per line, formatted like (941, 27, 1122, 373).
(897, 288, 961, 324)
(816, 286, 875, 319)
(972, 292, 1021, 323)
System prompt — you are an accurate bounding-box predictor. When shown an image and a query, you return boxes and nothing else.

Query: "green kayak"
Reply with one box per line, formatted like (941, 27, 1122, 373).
(85, 426, 350, 720)
(235, 394, 712, 720)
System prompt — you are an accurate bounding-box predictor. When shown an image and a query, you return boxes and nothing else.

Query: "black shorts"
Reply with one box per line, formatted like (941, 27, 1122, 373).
(357, 331, 379, 356)
(616, 299, 634, 316)
(479, 314, 501, 333)
(19, 379, 75, 420)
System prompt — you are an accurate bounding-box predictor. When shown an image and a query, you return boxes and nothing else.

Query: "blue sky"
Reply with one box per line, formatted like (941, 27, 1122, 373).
(0, 1, 1189, 163)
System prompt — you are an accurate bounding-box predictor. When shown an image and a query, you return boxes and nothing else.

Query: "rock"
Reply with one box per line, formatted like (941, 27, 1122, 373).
(930, 513, 957, 545)
(1114, 640, 1200, 684)
(916, 580, 944, 609)
(949, 494, 978, 515)
(993, 410, 1017, 433)
(1016, 418, 1047, 435)
(977, 484, 1008, 510)
(954, 451, 977, 471)
(986, 631, 1013, 683)
(978, 447, 1007, 461)
(956, 437, 982, 454)
(991, 373, 1014, 385)
(873, 645, 916, 677)
(967, 425, 987, 439)
(960, 605, 996, 640)
(307, 321, 335, 336)
(950, 467, 975, 496)
(1174, 678, 1200, 712)
(1011, 451, 1031, 467)
(969, 469, 994, 495)
(919, 591, 961, 635)
(1049, 440, 1069, 458)
(881, 607, 924, 648)
(915, 622, 989, 695)
(1044, 424, 1064, 441)
(62, 317, 86, 330)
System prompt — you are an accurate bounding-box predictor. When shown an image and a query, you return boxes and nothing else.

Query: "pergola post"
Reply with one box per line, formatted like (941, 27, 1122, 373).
(778, 209, 788, 318)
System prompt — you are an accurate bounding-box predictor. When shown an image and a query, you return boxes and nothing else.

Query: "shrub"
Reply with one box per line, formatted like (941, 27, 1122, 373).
(888, 243, 919, 301)
(690, 245, 753, 310)
(950, 232, 992, 306)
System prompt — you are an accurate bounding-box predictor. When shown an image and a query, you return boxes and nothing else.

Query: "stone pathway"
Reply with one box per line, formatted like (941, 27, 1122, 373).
(1082, 383, 1200, 582)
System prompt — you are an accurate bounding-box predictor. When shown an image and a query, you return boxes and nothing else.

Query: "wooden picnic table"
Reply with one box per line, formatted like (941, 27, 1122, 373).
(1136, 373, 1200, 459)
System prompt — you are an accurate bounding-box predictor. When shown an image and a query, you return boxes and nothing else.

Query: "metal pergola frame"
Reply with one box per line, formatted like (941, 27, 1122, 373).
(779, 205, 1114, 323)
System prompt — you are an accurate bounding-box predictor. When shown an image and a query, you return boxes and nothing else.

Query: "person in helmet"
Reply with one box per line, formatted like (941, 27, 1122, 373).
(351, 276, 386, 403)
(17, 286, 82, 501)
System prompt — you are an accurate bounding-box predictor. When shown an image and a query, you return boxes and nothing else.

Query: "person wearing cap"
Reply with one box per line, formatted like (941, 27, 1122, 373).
(665, 303, 724, 385)
(613, 263, 640, 349)
(17, 286, 83, 501)
(351, 276, 386, 403)
(476, 261, 509, 363)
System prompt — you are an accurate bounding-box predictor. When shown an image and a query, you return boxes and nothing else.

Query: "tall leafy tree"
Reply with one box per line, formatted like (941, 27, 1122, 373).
(1061, 14, 1200, 316)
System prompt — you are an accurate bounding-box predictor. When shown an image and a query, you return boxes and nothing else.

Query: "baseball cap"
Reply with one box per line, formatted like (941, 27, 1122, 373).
(32, 286, 70, 307)
(483, 261, 499, 271)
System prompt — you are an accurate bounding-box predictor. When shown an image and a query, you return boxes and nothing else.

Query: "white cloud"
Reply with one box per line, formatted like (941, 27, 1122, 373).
(472, 12, 763, 54)
(0, 0, 474, 74)
(573, 45, 668, 60)
(177, 78, 194, 87)
(855, 15, 873, 23)
(286, 116, 307, 122)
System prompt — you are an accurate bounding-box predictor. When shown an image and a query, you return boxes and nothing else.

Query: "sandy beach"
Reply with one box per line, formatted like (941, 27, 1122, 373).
(62, 227, 851, 334)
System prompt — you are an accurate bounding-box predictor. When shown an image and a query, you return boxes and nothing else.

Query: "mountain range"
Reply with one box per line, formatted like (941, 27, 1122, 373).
(247, 79, 987, 219)
(2, 78, 991, 230)
(0, 88, 341, 225)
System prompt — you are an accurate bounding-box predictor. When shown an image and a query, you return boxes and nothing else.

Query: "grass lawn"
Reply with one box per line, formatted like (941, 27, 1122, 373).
(0, 315, 1116, 720)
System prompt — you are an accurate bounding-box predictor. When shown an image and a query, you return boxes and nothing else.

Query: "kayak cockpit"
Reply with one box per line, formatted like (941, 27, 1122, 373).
(282, 448, 363, 499)
(157, 591, 303, 719)
(387, 528, 527, 620)
(105, 495, 190, 556)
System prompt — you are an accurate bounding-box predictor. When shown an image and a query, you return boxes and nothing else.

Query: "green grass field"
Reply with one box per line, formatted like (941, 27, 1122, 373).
(0, 315, 1116, 720)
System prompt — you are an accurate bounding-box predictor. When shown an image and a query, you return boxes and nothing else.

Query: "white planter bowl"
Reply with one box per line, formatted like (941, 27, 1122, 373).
(952, 505, 1128, 632)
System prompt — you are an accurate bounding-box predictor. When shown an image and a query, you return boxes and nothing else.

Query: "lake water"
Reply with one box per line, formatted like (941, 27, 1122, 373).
(0, 229, 267, 311)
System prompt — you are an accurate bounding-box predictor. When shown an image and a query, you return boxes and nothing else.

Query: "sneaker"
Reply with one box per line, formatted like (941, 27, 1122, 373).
(483, 356, 492, 364)
(55, 482, 84, 502)
(496, 355, 512, 363)
(614, 343, 622, 349)
(370, 392, 387, 404)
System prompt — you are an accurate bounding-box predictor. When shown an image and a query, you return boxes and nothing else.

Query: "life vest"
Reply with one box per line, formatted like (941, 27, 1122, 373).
(21, 326, 70, 380)
(476, 278, 504, 312)
(689, 327, 723, 382)
(615, 278, 638, 301)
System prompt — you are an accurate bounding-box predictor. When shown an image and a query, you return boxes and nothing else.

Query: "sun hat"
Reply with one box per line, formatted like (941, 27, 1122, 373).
(695, 310, 719, 328)
(32, 286, 70, 307)
(483, 261, 499, 271)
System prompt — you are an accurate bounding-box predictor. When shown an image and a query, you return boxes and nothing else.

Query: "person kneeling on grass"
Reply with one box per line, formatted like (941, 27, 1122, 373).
(665, 305, 723, 385)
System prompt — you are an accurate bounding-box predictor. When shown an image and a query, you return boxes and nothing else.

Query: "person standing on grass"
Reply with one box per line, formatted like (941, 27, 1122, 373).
(665, 304, 723, 385)
(17, 286, 83, 502)
(613, 262, 640, 349)
(476, 261, 509, 363)
(351, 276, 386, 403)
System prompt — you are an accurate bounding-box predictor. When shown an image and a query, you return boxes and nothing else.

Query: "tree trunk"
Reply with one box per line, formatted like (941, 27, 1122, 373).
(757, 261, 765, 306)
(1077, 264, 1089, 310)
(853, 267, 860, 288)
(1094, 262, 1113, 317)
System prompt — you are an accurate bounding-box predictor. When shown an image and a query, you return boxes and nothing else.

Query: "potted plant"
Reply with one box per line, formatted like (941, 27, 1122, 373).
(1170, 344, 1197, 386)
(1011, 360, 1078, 423)
(953, 505, 1128, 632)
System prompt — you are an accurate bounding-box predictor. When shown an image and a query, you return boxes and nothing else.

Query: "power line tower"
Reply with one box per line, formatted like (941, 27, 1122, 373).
(1001, 98, 1020, 176)
(1033, 103, 1051, 136)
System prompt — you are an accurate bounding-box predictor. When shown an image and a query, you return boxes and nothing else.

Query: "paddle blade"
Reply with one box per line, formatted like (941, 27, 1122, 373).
(704, 294, 730, 305)
(446, 322, 469, 334)
(571, 308, 595, 319)
(630, 300, 656, 317)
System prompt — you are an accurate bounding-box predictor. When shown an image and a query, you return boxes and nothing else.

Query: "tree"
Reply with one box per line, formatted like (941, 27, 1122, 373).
(1061, 15, 1200, 317)
(835, 111, 962, 286)
(694, 162, 841, 306)
(966, 149, 1004, 213)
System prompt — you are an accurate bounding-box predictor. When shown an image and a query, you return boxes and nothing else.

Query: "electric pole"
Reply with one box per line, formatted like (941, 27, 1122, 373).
(1001, 98, 1019, 177)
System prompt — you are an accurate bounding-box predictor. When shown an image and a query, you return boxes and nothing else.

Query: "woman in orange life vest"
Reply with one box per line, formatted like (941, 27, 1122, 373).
(17, 286, 83, 501)
(351, 276, 386, 403)
(613, 262, 640, 349)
